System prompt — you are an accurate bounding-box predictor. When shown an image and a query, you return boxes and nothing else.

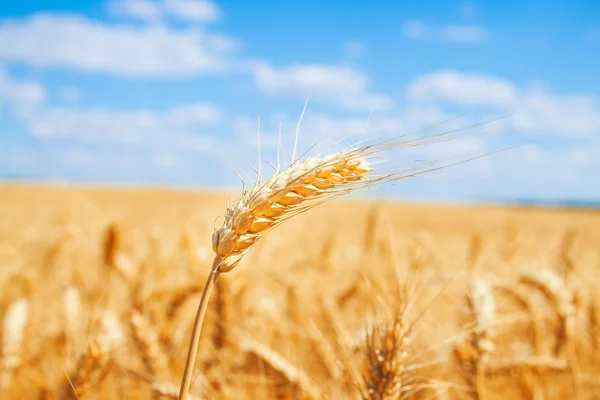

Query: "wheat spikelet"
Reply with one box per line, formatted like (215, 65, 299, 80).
(239, 335, 322, 399)
(1, 298, 29, 392)
(519, 269, 575, 356)
(63, 311, 124, 399)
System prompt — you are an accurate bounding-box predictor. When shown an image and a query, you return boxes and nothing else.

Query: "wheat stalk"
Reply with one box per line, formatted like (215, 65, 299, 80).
(211, 277, 229, 352)
(177, 118, 504, 399)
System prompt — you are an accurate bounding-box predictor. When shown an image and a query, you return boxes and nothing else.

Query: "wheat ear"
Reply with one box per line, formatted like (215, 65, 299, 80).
(1, 298, 29, 393)
(519, 269, 575, 356)
(240, 335, 322, 399)
(63, 311, 123, 399)
(493, 283, 542, 353)
(178, 119, 504, 399)
(130, 311, 168, 379)
(361, 304, 412, 399)
(453, 278, 495, 400)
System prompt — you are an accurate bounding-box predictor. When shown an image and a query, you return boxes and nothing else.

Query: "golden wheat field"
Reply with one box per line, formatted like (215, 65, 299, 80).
(1, 184, 600, 399)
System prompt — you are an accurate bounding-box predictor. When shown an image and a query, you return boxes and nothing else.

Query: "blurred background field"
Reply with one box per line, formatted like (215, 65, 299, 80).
(2, 184, 600, 399)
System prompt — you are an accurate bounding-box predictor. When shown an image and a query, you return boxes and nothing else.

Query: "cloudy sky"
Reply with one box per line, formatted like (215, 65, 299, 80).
(1, 0, 599, 202)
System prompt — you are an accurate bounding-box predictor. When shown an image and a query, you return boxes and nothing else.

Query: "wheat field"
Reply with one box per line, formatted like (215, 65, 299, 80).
(1, 184, 599, 399)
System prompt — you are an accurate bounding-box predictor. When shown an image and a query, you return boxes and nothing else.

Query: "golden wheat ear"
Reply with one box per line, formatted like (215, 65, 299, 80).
(1, 298, 29, 394)
(177, 117, 507, 400)
(63, 311, 123, 399)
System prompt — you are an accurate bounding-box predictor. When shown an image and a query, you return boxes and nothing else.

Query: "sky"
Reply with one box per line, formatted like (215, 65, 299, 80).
(0, 0, 599, 203)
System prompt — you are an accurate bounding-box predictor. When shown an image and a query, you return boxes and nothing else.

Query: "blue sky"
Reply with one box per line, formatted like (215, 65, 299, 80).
(1, 0, 599, 202)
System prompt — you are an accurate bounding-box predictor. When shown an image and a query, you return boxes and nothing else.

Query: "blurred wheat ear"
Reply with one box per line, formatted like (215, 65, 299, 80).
(177, 115, 508, 400)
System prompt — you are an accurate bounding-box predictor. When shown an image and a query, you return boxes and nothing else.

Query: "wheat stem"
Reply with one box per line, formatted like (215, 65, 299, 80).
(178, 257, 221, 400)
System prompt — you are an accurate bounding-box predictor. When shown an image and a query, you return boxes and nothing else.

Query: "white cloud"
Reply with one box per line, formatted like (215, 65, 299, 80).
(163, 0, 220, 22)
(402, 20, 486, 43)
(58, 85, 82, 103)
(484, 144, 600, 198)
(440, 25, 486, 43)
(407, 70, 516, 107)
(28, 102, 223, 144)
(108, 0, 162, 22)
(166, 103, 223, 125)
(0, 141, 232, 184)
(385, 142, 600, 202)
(343, 41, 366, 58)
(0, 69, 46, 116)
(251, 62, 392, 111)
(0, 13, 237, 77)
(108, 0, 220, 23)
(512, 90, 600, 136)
(402, 20, 428, 39)
(406, 70, 600, 137)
